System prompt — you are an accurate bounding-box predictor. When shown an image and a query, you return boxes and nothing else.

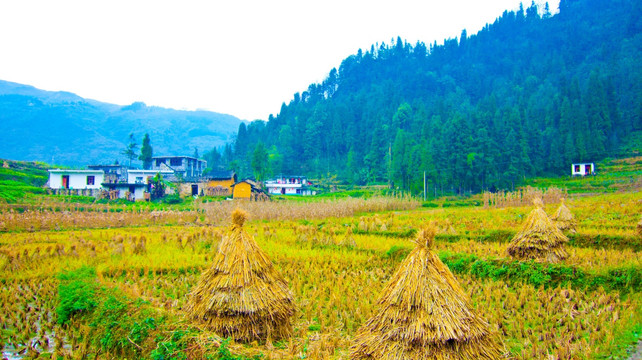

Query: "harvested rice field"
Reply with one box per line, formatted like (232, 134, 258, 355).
(0, 192, 640, 359)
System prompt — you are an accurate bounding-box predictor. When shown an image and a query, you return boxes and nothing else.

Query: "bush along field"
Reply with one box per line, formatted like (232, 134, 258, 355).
(0, 189, 641, 359)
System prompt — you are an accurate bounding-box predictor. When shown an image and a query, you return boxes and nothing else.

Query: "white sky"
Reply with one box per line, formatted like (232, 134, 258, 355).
(0, 0, 558, 121)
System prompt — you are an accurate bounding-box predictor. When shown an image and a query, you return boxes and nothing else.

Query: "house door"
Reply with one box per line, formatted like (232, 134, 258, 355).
(62, 175, 70, 189)
(585, 164, 592, 175)
(191, 184, 198, 196)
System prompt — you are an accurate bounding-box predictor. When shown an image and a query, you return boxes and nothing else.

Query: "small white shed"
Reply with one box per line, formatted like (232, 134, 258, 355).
(48, 169, 104, 190)
(571, 163, 595, 176)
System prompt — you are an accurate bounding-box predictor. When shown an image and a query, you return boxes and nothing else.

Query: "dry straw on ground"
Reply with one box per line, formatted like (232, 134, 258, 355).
(507, 198, 569, 262)
(350, 225, 505, 360)
(184, 209, 296, 342)
(483, 186, 566, 209)
(551, 198, 577, 233)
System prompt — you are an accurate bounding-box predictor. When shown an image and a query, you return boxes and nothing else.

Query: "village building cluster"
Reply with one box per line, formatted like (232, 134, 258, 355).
(47, 155, 315, 201)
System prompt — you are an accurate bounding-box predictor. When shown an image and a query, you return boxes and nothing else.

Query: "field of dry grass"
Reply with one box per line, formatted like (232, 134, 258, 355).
(0, 192, 640, 359)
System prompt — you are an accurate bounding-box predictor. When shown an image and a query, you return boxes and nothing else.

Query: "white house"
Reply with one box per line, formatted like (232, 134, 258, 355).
(102, 169, 173, 201)
(151, 156, 207, 181)
(571, 163, 595, 176)
(127, 169, 172, 184)
(264, 175, 316, 196)
(48, 169, 104, 190)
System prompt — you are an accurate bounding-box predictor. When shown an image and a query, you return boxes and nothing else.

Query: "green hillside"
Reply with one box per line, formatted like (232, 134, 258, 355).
(219, 0, 642, 196)
(0, 159, 49, 203)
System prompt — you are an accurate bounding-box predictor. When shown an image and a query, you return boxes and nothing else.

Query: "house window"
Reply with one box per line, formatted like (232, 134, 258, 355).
(87, 176, 95, 185)
(156, 159, 164, 166)
(574, 165, 580, 173)
(170, 158, 182, 166)
(136, 176, 143, 183)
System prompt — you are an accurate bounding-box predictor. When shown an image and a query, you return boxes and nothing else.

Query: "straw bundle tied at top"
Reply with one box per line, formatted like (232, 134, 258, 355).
(351, 225, 505, 360)
(185, 209, 296, 342)
(506, 198, 569, 263)
(551, 198, 577, 233)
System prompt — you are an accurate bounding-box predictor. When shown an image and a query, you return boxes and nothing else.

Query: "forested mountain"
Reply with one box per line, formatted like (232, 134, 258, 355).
(0, 80, 241, 166)
(216, 0, 642, 195)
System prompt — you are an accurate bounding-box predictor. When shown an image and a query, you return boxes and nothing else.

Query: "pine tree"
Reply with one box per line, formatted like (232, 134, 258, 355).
(121, 133, 138, 168)
(139, 133, 153, 170)
(251, 142, 269, 182)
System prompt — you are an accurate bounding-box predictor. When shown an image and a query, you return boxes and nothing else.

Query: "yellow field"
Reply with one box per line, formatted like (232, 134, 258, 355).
(0, 193, 640, 359)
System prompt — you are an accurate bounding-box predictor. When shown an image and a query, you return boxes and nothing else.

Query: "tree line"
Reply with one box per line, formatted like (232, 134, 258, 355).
(205, 0, 642, 195)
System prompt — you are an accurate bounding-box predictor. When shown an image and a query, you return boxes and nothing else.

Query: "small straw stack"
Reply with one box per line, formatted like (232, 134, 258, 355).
(551, 198, 577, 233)
(185, 209, 296, 342)
(507, 198, 569, 262)
(350, 225, 505, 359)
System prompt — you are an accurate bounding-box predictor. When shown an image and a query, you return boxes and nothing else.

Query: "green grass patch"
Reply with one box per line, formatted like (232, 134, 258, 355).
(0, 160, 50, 202)
(55, 266, 185, 358)
(56, 266, 100, 324)
(438, 252, 642, 295)
(437, 230, 642, 252)
(354, 228, 417, 238)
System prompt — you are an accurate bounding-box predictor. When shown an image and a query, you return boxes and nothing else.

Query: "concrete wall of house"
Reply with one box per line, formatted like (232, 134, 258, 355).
(152, 157, 207, 178)
(49, 188, 103, 197)
(233, 182, 252, 199)
(127, 171, 170, 184)
(107, 185, 146, 201)
(571, 163, 594, 176)
(49, 172, 104, 190)
(179, 183, 193, 197)
(178, 182, 208, 197)
(267, 186, 314, 196)
(208, 179, 234, 192)
(134, 187, 146, 201)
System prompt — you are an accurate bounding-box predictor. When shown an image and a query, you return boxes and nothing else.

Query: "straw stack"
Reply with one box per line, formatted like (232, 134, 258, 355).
(338, 227, 357, 248)
(507, 198, 569, 262)
(350, 225, 504, 359)
(551, 198, 577, 233)
(185, 209, 296, 342)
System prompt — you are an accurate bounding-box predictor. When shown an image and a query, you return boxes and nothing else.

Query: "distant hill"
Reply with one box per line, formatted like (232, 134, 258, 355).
(0, 80, 242, 166)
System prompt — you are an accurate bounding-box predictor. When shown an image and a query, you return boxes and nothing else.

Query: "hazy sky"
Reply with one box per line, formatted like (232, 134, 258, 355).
(0, 0, 558, 121)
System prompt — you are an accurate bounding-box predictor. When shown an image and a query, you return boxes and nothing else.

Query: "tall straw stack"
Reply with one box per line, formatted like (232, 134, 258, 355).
(507, 198, 569, 262)
(551, 198, 577, 233)
(185, 209, 296, 342)
(350, 225, 505, 359)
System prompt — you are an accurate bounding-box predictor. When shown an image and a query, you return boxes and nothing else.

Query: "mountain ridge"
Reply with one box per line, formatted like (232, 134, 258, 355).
(0, 79, 242, 167)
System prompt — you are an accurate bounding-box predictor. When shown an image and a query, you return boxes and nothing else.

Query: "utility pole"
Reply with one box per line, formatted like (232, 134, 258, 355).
(423, 171, 426, 201)
(388, 142, 392, 189)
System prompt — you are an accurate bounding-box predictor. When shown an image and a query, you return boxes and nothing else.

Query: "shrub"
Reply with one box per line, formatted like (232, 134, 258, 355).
(421, 202, 440, 208)
(163, 195, 183, 204)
